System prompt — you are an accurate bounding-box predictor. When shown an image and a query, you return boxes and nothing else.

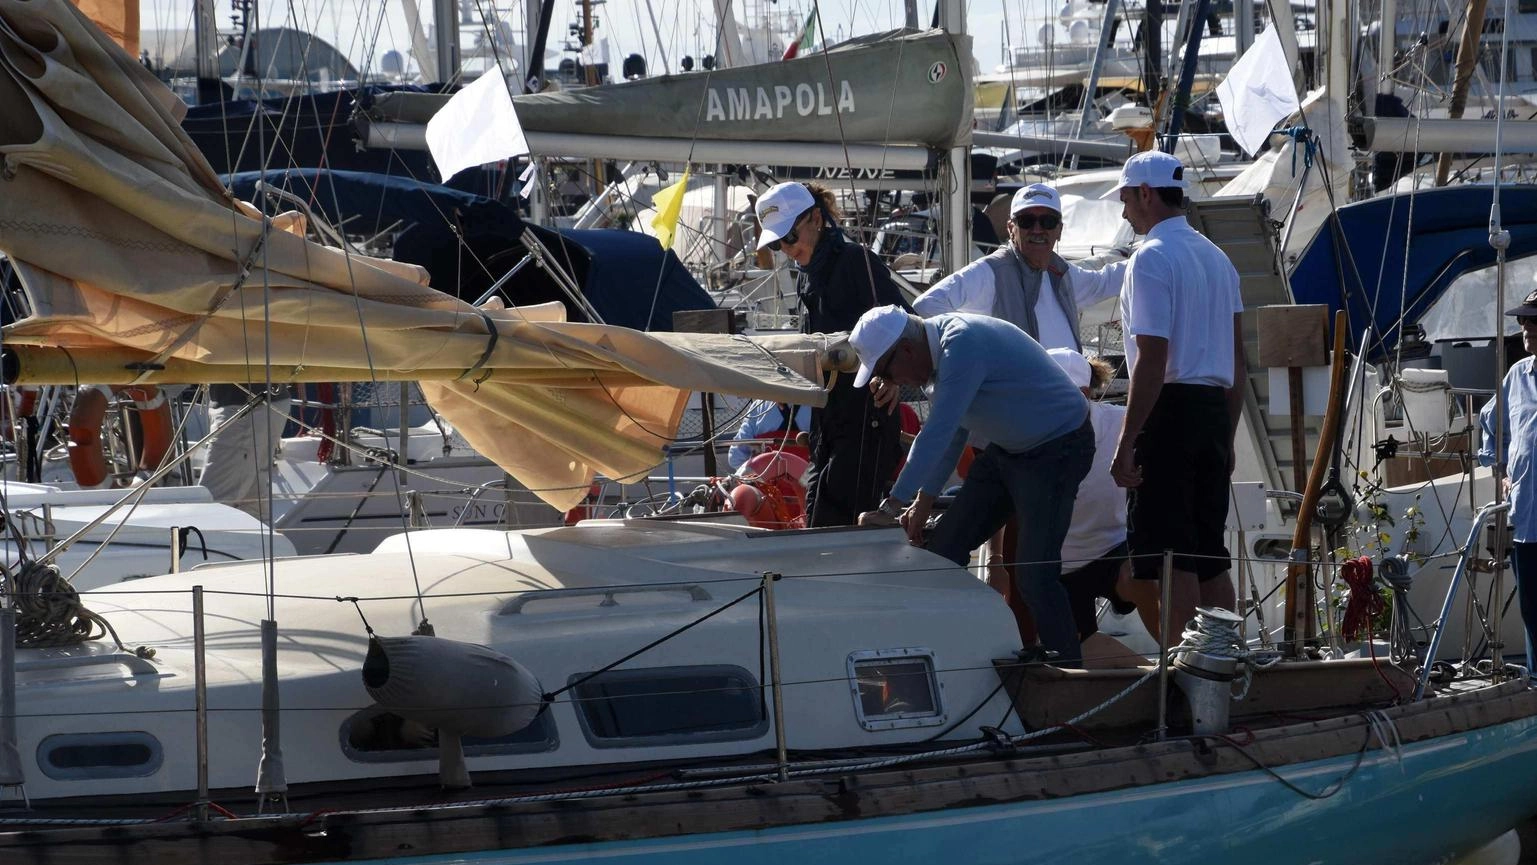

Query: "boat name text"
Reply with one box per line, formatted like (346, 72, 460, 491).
(705, 80, 856, 122)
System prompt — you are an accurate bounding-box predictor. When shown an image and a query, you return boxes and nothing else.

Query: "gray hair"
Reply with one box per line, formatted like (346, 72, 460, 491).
(896, 314, 925, 347)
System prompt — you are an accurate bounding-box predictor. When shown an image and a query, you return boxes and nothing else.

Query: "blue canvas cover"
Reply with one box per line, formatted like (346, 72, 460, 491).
(227, 169, 712, 331)
(1290, 185, 1537, 358)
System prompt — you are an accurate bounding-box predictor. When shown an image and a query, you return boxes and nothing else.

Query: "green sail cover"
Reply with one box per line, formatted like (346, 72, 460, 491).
(368, 30, 973, 151)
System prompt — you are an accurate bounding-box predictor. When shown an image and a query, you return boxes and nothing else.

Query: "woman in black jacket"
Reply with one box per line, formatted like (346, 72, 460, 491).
(755, 182, 911, 526)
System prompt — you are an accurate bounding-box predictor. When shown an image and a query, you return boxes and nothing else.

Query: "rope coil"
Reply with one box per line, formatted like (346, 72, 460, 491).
(10, 560, 114, 648)
(1175, 608, 1281, 701)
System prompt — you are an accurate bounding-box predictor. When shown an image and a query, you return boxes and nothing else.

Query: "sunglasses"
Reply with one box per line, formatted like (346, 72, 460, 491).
(873, 347, 898, 382)
(1519, 315, 1537, 326)
(768, 210, 814, 252)
(1013, 213, 1062, 231)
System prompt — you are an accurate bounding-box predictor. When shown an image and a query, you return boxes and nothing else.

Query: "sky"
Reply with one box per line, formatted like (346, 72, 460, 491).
(137, 0, 1038, 79)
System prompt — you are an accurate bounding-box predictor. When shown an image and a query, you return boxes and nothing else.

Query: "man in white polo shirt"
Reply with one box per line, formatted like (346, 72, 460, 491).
(1103, 151, 1244, 645)
(911, 183, 1125, 352)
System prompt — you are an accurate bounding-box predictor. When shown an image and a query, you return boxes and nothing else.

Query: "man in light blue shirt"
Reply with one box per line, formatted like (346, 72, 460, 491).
(1479, 288, 1537, 664)
(728, 401, 812, 470)
(850, 306, 1093, 663)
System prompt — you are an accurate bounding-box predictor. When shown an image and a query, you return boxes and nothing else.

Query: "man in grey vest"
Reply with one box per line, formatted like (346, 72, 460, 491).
(911, 183, 1126, 352)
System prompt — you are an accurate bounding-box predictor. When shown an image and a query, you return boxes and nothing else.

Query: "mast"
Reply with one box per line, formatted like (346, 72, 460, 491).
(1142, 0, 1162, 113)
(581, 0, 598, 85)
(1434, 0, 1490, 185)
(1072, 0, 1124, 169)
(433, 0, 460, 83)
(193, 0, 222, 103)
(941, 0, 968, 276)
(1161, 0, 1214, 147)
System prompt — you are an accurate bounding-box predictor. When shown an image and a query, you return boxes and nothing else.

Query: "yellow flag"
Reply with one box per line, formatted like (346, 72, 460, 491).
(650, 166, 691, 250)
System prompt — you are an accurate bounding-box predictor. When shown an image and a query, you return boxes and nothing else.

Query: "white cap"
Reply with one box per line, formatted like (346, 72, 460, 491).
(850, 305, 910, 388)
(1047, 347, 1091, 389)
(1100, 150, 1188, 199)
(1010, 183, 1063, 216)
(755, 182, 816, 250)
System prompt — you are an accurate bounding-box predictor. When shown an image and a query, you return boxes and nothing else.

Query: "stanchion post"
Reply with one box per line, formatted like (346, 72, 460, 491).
(1156, 550, 1174, 741)
(193, 585, 209, 821)
(762, 571, 788, 781)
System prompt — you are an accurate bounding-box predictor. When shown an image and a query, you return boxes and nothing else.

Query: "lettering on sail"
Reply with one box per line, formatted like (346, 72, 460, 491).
(704, 79, 856, 122)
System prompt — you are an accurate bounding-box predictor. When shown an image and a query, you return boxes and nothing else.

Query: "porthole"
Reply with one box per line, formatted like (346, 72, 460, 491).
(848, 648, 946, 731)
(38, 732, 163, 780)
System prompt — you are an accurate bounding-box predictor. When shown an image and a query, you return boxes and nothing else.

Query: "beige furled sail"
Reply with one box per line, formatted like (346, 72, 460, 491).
(0, 0, 828, 510)
(70, 0, 137, 56)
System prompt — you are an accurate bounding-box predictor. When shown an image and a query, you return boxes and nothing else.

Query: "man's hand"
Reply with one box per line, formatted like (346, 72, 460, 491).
(1111, 438, 1142, 488)
(870, 377, 901, 414)
(900, 493, 936, 545)
(857, 509, 900, 527)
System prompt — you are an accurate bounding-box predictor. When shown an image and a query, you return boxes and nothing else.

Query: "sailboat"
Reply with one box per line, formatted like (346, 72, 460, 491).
(3, 2, 1537, 863)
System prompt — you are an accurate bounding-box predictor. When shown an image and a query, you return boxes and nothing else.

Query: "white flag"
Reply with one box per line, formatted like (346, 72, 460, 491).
(1215, 25, 1300, 157)
(426, 64, 530, 182)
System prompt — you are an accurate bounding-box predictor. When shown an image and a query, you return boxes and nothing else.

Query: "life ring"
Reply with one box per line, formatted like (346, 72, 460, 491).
(730, 451, 809, 529)
(2, 386, 38, 443)
(67, 385, 175, 487)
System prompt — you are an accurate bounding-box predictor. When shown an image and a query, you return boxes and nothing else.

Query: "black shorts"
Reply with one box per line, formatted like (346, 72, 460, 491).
(1062, 541, 1132, 638)
(1128, 384, 1231, 582)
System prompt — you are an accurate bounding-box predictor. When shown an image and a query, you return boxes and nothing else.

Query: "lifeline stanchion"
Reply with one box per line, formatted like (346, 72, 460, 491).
(193, 585, 209, 822)
(762, 571, 788, 782)
(1156, 549, 1174, 741)
(169, 525, 183, 574)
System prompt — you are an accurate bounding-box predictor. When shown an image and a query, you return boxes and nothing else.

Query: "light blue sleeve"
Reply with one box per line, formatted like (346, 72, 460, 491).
(729, 404, 772, 470)
(890, 339, 986, 501)
(1479, 379, 1508, 469)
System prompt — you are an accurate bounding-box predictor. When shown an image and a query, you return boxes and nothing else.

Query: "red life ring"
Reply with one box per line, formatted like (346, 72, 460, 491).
(731, 451, 809, 529)
(67, 386, 174, 487)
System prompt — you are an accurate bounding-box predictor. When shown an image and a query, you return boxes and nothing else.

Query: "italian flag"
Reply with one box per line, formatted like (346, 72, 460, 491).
(781, 10, 817, 60)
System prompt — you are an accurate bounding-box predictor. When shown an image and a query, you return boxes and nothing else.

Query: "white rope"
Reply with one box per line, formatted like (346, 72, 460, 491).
(1174, 608, 1282, 701)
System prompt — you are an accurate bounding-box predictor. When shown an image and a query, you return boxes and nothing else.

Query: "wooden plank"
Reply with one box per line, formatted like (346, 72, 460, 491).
(1256, 304, 1329, 368)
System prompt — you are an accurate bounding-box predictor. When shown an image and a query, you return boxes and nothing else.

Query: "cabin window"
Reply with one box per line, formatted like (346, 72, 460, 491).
(570, 665, 767, 747)
(847, 649, 946, 731)
(37, 732, 163, 780)
(341, 707, 557, 762)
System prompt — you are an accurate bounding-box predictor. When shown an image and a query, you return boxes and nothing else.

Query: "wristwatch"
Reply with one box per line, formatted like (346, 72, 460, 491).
(877, 497, 906, 518)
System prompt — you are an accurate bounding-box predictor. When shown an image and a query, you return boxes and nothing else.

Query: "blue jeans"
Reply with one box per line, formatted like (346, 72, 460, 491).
(929, 418, 1095, 664)
(1511, 542, 1537, 668)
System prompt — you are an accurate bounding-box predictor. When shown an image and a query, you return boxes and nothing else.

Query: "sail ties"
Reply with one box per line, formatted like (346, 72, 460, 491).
(455, 310, 500, 385)
(126, 229, 270, 387)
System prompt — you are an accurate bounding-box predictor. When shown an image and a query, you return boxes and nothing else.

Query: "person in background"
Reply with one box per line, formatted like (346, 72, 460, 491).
(200, 383, 291, 521)
(1478, 287, 1537, 667)
(912, 183, 1126, 353)
(1047, 348, 1156, 668)
(728, 400, 812, 471)
(852, 306, 1093, 664)
(1105, 151, 1244, 645)
(755, 181, 910, 526)
(900, 182, 1127, 649)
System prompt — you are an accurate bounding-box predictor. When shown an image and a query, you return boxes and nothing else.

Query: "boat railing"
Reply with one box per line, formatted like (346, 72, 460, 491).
(1414, 500, 1512, 699)
(501, 583, 714, 615)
